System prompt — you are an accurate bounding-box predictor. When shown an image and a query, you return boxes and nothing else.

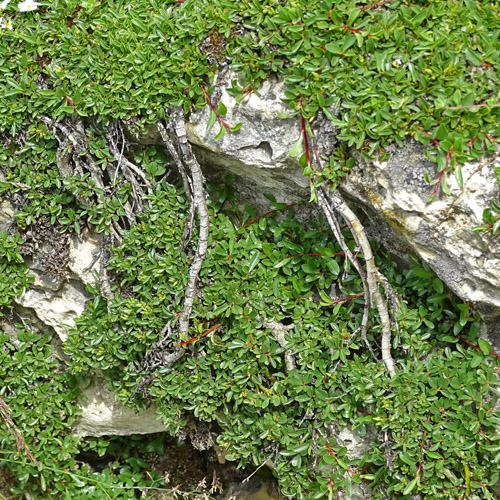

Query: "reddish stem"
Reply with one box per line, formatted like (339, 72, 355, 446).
(445, 145, 454, 165)
(178, 322, 222, 346)
(430, 145, 454, 198)
(285, 252, 345, 259)
(343, 24, 363, 33)
(287, 253, 323, 259)
(361, 0, 393, 10)
(431, 170, 446, 198)
(325, 443, 356, 475)
(325, 293, 364, 306)
(242, 203, 298, 229)
(467, 136, 477, 148)
(458, 336, 500, 359)
(417, 126, 440, 147)
(325, 442, 336, 457)
(301, 114, 310, 165)
(201, 86, 232, 130)
(64, 96, 78, 112)
(356, 408, 372, 416)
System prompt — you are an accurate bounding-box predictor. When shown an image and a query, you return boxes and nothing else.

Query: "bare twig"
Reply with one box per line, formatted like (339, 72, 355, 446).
(39, 115, 105, 191)
(316, 188, 376, 362)
(0, 396, 39, 467)
(383, 430, 394, 471)
(172, 109, 210, 339)
(105, 122, 153, 215)
(156, 121, 193, 204)
(241, 445, 278, 483)
(156, 120, 196, 251)
(132, 111, 210, 393)
(323, 188, 396, 377)
(311, 135, 396, 376)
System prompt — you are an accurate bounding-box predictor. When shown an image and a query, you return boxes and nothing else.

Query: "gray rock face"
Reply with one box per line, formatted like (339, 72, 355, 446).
(72, 375, 166, 437)
(15, 230, 99, 343)
(186, 75, 310, 211)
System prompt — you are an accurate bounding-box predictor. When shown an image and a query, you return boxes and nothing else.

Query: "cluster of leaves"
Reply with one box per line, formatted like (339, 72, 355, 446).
(0, 323, 212, 498)
(0, 125, 136, 235)
(0, 230, 211, 498)
(0, 0, 214, 134)
(64, 179, 500, 499)
(0, 325, 82, 497)
(0, 229, 33, 313)
(64, 180, 191, 375)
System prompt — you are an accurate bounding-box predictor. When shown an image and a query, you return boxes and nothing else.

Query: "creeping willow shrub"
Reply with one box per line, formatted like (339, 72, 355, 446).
(0, 0, 498, 190)
(64, 176, 500, 499)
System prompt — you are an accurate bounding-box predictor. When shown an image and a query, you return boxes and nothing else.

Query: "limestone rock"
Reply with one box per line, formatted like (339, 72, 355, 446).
(72, 376, 166, 437)
(17, 280, 89, 343)
(6, 71, 500, 467)
(186, 75, 309, 211)
(0, 197, 15, 233)
(15, 230, 100, 342)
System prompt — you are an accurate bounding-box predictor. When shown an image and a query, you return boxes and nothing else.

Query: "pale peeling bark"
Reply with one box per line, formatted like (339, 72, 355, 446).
(311, 130, 396, 377)
(133, 112, 210, 390)
(316, 188, 376, 362)
(172, 109, 210, 339)
(258, 316, 296, 372)
(156, 120, 196, 251)
(320, 187, 396, 378)
(105, 122, 153, 217)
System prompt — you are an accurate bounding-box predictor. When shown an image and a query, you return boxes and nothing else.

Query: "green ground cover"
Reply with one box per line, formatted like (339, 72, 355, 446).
(1, 0, 499, 228)
(0, 0, 500, 498)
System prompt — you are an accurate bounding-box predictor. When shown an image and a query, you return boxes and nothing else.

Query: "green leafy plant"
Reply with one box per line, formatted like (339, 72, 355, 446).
(62, 178, 500, 499)
(474, 198, 500, 236)
(0, 322, 217, 498)
(0, 230, 33, 313)
(1, 1, 500, 498)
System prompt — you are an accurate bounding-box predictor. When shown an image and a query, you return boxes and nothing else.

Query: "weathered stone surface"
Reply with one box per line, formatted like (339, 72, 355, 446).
(9, 229, 160, 437)
(0, 197, 15, 233)
(15, 230, 100, 342)
(186, 75, 310, 211)
(72, 376, 167, 437)
(337, 425, 376, 461)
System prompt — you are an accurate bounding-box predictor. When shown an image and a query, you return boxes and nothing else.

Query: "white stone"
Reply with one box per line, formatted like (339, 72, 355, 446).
(342, 141, 500, 319)
(73, 377, 166, 437)
(16, 281, 88, 342)
(15, 230, 100, 342)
